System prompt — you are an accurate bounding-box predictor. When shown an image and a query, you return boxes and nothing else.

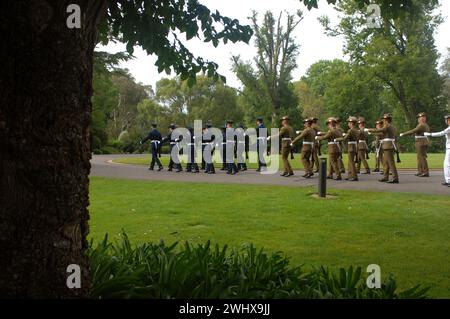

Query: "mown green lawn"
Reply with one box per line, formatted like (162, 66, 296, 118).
(112, 152, 445, 170)
(89, 177, 450, 298)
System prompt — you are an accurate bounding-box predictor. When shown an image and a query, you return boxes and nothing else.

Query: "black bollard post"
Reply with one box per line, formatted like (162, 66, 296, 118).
(319, 157, 327, 198)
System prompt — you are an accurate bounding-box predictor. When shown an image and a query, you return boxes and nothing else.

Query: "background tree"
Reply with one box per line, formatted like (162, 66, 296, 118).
(442, 48, 450, 113)
(319, 0, 445, 129)
(107, 71, 151, 139)
(300, 59, 386, 126)
(233, 11, 303, 126)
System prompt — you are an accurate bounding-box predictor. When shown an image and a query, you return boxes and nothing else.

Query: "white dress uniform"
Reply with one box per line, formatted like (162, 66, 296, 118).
(426, 125, 450, 184)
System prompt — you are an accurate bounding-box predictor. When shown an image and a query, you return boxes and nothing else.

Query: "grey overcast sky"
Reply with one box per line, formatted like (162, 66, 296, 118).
(98, 0, 450, 89)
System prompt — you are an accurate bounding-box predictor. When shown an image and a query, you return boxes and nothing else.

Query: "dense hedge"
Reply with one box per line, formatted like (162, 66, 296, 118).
(87, 234, 429, 299)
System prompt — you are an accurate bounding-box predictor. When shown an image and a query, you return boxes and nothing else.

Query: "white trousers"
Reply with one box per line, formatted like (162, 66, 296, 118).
(445, 149, 450, 183)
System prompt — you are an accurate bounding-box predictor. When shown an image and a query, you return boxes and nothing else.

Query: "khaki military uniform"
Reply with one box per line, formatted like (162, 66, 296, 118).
(280, 125, 294, 174)
(292, 127, 315, 175)
(357, 130, 370, 173)
(369, 124, 399, 181)
(402, 123, 430, 175)
(337, 128, 359, 180)
(317, 128, 342, 179)
(311, 123, 321, 172)
(335, 127, 346, 174)
(373, 133, 384, 172)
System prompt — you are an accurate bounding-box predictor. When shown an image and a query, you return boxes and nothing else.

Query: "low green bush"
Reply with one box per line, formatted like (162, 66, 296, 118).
(100, 146, 122, 154)
(87, 234, 429, 299)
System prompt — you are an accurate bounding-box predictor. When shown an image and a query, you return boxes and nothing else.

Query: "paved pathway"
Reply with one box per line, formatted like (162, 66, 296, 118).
(90, 154, 449, 195)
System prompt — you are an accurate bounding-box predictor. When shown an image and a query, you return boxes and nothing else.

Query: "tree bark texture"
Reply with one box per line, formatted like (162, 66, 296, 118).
(0, 0, 106, 297)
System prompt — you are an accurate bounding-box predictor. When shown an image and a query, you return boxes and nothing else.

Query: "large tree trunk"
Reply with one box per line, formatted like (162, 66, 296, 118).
(0, 0, 106, 297)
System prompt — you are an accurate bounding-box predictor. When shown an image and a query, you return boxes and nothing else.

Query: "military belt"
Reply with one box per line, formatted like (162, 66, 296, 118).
(150, 140, 160, 143)
(303, 142, 314, 145)
(282, 138, 292, 141)
(381, 138, 397, 151)
(348, 141, 357, 145)
(415, 136, 428, 139)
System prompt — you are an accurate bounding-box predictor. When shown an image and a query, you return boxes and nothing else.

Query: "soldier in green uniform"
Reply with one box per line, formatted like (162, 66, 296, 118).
(367, 113, 399, 183)
(279, 116, 295, 177)
(311, 117, 321, 173)
(399, 112, 431, 177)
(317, 117, 342, 180)
(372, 120, 384, 173)
(335, 118, 346, 174)
(356, 118, 371, 174)
(291, 118, 316, 178)
(335, 117, 359, 181)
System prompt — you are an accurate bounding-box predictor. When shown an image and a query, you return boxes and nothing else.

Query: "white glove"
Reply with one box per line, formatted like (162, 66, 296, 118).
(139, 141, 142, 145)
(290, 143, 294, 147)
(399, 133, 404, 137)
(296, 130, 301, 134)
(315, 136, 319, 140)
(333, 139, 337, 142)
(267, 136, 271, 141)
(364, 128, 369, 132)
(342, 133, 347, 137)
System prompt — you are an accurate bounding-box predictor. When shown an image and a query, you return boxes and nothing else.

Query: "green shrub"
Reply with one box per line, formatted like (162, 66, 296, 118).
(87, 234, 430, 299)
(100, 146, 122, 154)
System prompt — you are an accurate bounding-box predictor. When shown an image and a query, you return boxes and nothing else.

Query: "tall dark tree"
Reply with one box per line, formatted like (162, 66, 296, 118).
(0, 0, 251, 298)
(233, 11, 303, 125)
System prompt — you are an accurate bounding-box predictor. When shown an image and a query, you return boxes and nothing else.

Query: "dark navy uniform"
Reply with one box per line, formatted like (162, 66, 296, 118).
(162, 124, 182, 172)
(236, 124, 248, 171)
(225, 124, 238, 175)
(220, 126, 227, 171)
(256, 118, 267, 171)
(202, 125, 216, 174)
(141, 124, 163, 170)
(186, 127, 199, 173)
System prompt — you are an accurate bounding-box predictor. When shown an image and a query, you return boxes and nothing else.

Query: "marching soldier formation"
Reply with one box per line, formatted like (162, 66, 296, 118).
(139, 112, 450, 187)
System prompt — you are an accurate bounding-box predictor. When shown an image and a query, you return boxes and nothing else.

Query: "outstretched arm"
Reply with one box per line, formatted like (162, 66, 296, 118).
(425, 126, 450, 137)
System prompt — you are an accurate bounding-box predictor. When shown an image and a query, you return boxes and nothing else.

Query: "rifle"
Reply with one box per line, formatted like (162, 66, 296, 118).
(396, 150, 401, 163)
(317, 140, 322, 156)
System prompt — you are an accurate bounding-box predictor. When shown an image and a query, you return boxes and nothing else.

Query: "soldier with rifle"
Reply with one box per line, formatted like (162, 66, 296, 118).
(335, 118, 346, 174)
(185, 126, 199, 173)
(357, 118, 371, 174)
(225, 120, 238, 175)
(291, 118, 315, 178)
(269, 116, 295, 177)
(366, 113, 399, 184)
(162, 123, 183, 172)
(335, 117, 359, 181)
(317, 117, 342, 180)
(399, 112, 430, 177)
(202, 123, 216, 174)
(236, 123, 248, 171)
(140, 123, 163, 171)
